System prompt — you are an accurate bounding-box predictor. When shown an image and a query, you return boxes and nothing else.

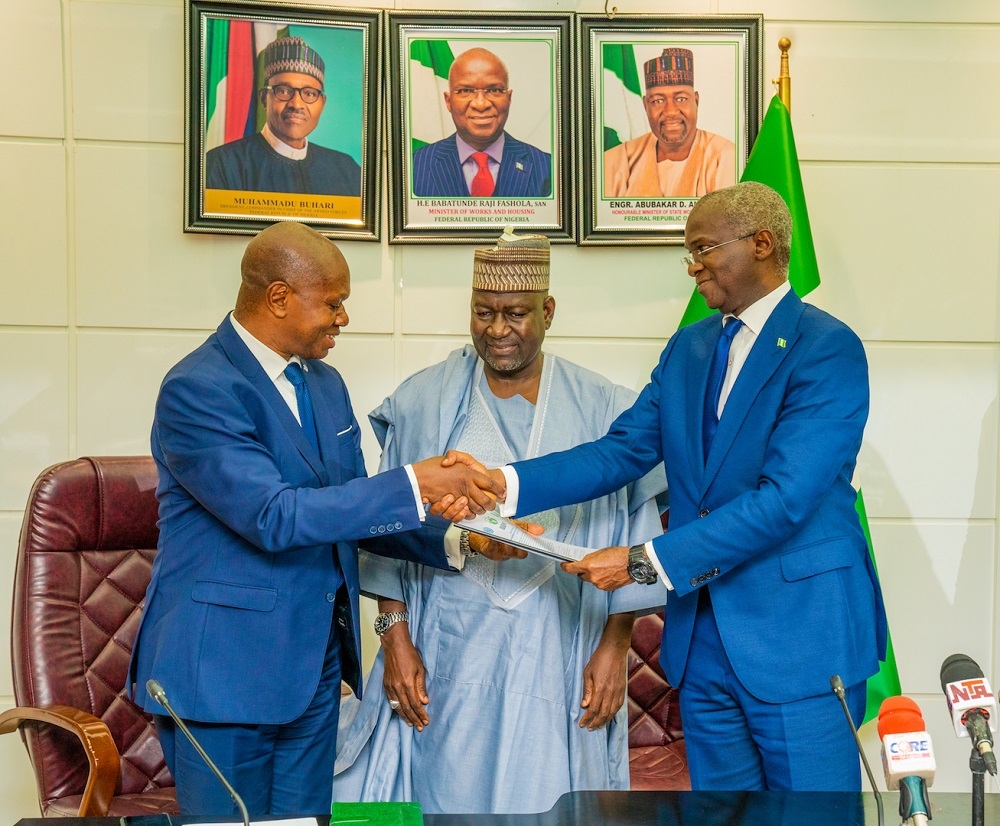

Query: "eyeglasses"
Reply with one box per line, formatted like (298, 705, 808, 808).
(265, 84, 324, 104)
(680, 231, 756, 268)
(450, 86, 510, 102)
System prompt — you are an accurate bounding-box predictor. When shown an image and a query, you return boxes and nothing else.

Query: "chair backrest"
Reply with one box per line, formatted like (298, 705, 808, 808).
(11, 457, 174, 812)
(627, 610, 684, 748)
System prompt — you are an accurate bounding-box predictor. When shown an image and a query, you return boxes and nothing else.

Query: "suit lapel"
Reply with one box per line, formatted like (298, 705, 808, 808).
(308, 364, 349, 485)
(686, 319, 721, 478)
(702, 292, 805, 489)
(216, 317, 327, 480)
(432, 137, 469, 196)
(496, 135, 528, 197)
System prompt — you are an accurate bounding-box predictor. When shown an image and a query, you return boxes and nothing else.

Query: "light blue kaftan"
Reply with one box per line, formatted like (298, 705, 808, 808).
(335, 346, 665, 814)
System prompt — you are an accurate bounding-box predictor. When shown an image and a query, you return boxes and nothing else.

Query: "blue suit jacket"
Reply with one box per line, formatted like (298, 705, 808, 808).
(411, 133, 551, 198)
(130, 317, 447, 725)
(513, 290, 887, 703)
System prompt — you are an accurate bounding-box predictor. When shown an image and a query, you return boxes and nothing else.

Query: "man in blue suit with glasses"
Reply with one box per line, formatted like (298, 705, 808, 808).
(463, 182, 887, 792)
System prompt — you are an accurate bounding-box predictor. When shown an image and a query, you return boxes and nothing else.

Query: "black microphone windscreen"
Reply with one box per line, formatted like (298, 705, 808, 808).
(940, 654, 984, 691)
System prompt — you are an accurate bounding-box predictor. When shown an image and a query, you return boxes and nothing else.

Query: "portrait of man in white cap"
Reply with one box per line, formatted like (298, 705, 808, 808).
(206, 36, 361, 197)
(604, 47, 736, 199)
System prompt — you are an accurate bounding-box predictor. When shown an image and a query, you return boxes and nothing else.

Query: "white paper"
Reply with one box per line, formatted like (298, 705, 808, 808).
(458, 509, 589, 563)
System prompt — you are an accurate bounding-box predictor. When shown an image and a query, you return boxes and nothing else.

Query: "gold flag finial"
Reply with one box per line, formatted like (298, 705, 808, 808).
(773, 37, 791, 112)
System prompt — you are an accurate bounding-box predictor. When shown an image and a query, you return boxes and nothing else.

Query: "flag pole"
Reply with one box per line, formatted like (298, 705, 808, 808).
(774, 37, 791, 112)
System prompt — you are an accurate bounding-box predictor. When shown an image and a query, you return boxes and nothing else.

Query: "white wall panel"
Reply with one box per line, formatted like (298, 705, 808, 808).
(802, 163, 1000, 343)
(2, 1, 64, 139)
(544, 337, 665, 396)
(0, 142, 68, 327)
(758, 23, 1000, 164)
(869, 520, 995, 696)
(70, 0, 183, 143)
(399, 244, 690, 339)
(75, 144, 245, 330)
(76, 330, 207, 456)
(861, 343, 998, 521)
(0, 332, 69, 511)
(729, 1, 1000, 24)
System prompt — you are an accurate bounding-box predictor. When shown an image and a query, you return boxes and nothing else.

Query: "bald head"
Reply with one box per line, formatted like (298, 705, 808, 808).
(445, 48, 512, 151)
(448, 48, 509, 87)
(234, 222, 351, 361)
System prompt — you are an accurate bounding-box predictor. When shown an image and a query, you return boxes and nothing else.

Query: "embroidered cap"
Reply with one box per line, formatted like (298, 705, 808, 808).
(472, 226, 550, 292)
(263, 36, 325, 85)
(644, 47, 694, 89)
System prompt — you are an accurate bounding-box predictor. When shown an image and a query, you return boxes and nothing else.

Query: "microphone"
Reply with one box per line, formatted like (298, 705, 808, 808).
(831, 675, 884, 826)
(146, 679, 250, 826)
(939, 654, 998, 775)
(877, 696, 935, 826)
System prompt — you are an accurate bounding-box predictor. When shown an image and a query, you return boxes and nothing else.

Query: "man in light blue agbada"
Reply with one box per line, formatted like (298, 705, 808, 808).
(335, 229, 666, 814)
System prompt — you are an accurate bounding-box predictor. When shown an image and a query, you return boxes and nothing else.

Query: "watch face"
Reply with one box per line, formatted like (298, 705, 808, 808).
(374, 616, 389, 634)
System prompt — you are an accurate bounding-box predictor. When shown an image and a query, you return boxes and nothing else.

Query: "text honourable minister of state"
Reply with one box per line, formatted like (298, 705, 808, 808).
(205, 36, 361, 197)
(128, 222, 502, 817)
(412, 48, 551, 199)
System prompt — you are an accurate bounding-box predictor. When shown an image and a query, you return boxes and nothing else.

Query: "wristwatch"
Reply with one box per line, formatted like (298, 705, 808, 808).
(627, 544, 658, 585)
(374, 611, 409, 636)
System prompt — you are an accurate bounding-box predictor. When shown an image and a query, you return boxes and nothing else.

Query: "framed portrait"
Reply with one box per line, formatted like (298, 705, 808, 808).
(386, 12, 574, 244)
(578, 15, 762, 245)
(184, 0, 382, 240)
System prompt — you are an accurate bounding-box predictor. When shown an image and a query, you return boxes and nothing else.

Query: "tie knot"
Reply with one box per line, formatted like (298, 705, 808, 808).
(471, 151, 490, 170)
(284, 361, 307, 387)
(721, 317, 744, 342)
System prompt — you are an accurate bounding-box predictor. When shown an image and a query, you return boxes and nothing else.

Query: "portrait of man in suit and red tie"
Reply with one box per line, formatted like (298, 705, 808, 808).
(410, 46, 552, 199)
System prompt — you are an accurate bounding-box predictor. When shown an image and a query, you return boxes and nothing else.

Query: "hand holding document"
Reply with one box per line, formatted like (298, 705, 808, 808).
(458, 508, 590, 563)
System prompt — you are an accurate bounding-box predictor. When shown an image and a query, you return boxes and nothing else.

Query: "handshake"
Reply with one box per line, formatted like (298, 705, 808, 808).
(411, 450, 507, 522)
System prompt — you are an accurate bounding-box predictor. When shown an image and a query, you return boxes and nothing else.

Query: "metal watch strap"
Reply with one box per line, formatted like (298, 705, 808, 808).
(374, 611, 409, 636)
(459, 529, 478, 557)
(628, 543, 658, 585)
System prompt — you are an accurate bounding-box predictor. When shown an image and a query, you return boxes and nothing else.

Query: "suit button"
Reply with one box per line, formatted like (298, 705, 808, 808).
(368, 526, 377, 535)
(325, 592, 336, 603)
(377, 525, 385, 533)
(713, 568, 720, 576)
(386, 524, 394, 532)
(690, 578, 698, 587)
(699, 509, 709, 518)
(394, 521, 403, 530)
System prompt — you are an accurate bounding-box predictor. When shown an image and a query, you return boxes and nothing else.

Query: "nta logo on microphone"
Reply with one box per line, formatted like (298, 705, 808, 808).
(948, 679, 992, 704)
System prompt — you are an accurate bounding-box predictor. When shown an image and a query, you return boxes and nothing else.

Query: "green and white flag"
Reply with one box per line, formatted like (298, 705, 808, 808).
(601, 43, 646, 152)
(679, 95, 902, 723)
(409, 40, 456, 154)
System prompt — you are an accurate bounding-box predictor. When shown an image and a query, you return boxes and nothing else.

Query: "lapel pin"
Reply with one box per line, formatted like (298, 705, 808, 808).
(516, 161, 524, 171)
(777, 337, 787, 348)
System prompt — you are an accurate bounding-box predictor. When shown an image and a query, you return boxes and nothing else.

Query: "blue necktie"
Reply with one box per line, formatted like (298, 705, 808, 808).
(702, 317, 744, 461)
(284, 362, 320, 456)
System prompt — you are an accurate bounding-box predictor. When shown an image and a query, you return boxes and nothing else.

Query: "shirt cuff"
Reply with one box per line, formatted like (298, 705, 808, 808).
(444, 524, 464, 571)
(645, 541, 673, 591)
(498, 465, 520, 517)
(403, 464, 426, 522)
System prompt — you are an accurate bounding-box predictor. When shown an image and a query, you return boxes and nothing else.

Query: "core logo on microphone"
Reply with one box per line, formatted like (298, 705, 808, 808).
(947, 678, 993, 705)
(886, 735, 932, 758)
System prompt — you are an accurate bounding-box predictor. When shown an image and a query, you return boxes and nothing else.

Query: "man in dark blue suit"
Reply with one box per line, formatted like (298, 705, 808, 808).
(463, 182, 887, 791)
(411, 48, 551, 198)
(129, 222, 500, 816)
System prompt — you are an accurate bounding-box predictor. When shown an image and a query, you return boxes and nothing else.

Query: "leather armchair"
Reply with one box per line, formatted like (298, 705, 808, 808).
(627, 610, 690, 790)
(0, 457, 178, 817)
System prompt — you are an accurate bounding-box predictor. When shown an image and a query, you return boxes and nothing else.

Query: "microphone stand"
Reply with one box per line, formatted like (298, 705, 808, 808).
(970, 746, 986, 826)
(830, 676, 883, 826)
